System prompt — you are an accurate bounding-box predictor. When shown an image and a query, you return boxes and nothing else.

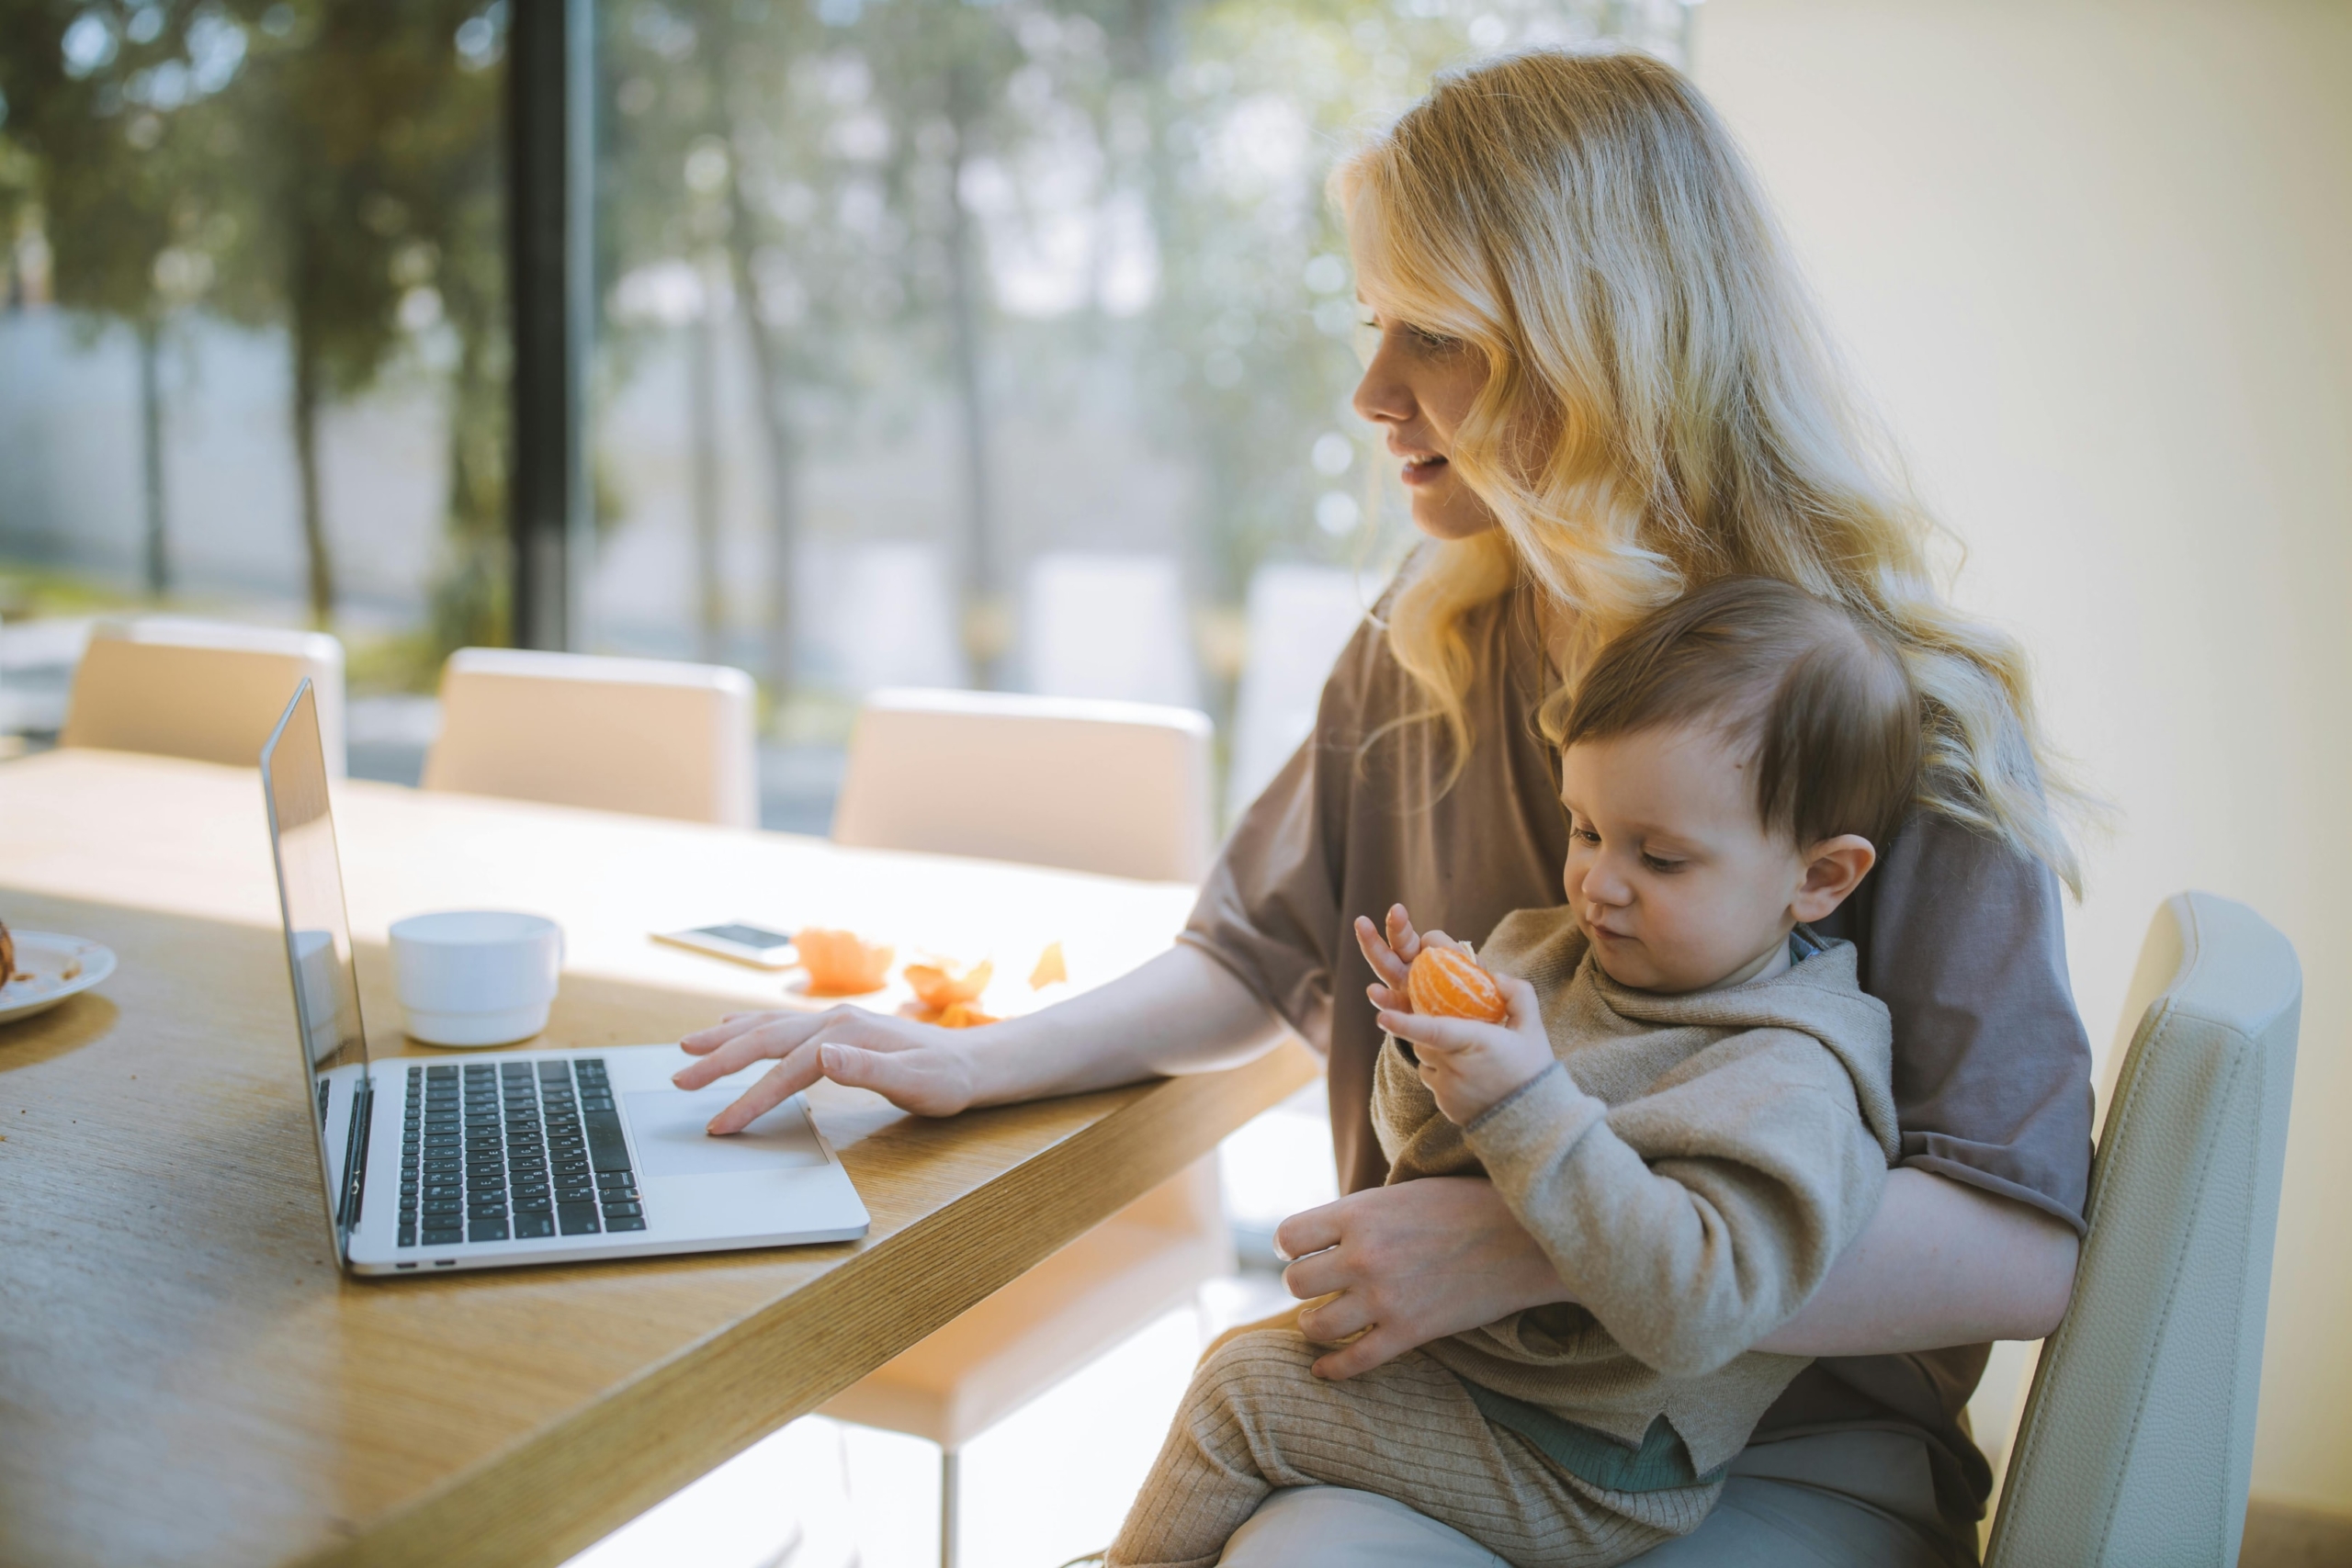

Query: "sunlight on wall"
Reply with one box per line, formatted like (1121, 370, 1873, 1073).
(1699, 0, 2352, 1514)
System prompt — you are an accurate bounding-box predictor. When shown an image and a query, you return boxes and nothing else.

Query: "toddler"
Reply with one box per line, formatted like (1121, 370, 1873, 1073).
(1108, 576, 1921, 1567)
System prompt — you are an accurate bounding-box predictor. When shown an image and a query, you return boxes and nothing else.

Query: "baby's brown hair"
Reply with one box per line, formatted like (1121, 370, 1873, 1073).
(1561, 577, 1922, 851)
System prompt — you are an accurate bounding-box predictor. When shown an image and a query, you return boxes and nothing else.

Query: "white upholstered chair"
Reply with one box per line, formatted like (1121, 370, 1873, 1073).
(1984, 891, 2301, 1567)
(422, 648, 758, 828)
(831, 687, 1215, 883)
(825, 683, 1229, 1566)
(61, 616, 347, 774)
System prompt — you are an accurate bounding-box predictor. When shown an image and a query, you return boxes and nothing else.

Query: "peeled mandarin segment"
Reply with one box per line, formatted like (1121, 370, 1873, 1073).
(1028, 941, 1068, 990)
(935, 1001, 1000, 1029)
(796, 928, 896, 996)
(903, 958, 993, 1010)
(1407, 945, 1508, 1022)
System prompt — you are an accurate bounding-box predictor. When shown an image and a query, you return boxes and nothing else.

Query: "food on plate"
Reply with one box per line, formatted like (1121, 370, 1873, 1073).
(1028, 941, 1067, 990)
(1406, 944, 1509, 1023)
(0, 919, 13, 985)
(903, 958, 992, 1010)
(795, 928, 896, 996)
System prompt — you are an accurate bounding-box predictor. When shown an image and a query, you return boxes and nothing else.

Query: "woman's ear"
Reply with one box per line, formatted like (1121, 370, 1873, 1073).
(1792, 834, 1877, 922)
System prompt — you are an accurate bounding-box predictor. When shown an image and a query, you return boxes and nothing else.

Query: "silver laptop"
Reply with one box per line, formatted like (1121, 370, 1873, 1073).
(261, 679, 869, 1276)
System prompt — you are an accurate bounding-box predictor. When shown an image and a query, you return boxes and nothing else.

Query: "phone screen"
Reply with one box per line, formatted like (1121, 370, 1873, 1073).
(693, 923, 793, 949)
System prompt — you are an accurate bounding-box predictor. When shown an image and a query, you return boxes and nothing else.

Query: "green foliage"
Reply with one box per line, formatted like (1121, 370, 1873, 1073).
(0, 0, 506, 646)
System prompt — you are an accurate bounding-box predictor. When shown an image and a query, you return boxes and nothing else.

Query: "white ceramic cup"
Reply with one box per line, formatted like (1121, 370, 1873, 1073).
(389, 911, 564, 1048)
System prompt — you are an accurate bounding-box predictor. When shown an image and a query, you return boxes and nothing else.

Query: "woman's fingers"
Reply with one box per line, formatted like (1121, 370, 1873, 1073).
(705, 1045, 822, 1134)
(1271, 1197, 1347, 1262)
(677, 1003, 899, 1088)
(689, 1007, 978, 1130)
(816, 1040, 972, 1119)
(673, 1014, 818, 1089)
(679, 1010, 791, 1055)
(1365, 981, 1405, 1012)
(1295, 1288, 1374, 1346)
(1311, 1323, 1419, 1382)
(1280, 1243, 1353, 1302)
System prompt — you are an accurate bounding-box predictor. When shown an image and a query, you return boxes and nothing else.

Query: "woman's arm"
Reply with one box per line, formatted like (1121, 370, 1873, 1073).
(1749, 1167, 2078, 1354)
(674, 943, 1291, 1132)
(1272, 1167, 2077, 1380)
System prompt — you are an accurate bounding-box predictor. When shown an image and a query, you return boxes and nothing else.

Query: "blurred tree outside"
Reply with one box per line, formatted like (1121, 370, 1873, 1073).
(0, 0, 267, 599)
(0, 0, 506, 659)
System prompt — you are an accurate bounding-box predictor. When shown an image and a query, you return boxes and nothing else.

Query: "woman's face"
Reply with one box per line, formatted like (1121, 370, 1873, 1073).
(1351, 305, 1499, 541)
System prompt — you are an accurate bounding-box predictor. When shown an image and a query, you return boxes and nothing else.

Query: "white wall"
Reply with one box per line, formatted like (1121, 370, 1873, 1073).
(1697, 0, 2352, 1513)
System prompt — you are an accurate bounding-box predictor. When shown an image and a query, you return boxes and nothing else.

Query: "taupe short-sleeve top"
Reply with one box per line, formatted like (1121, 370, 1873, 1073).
(1179, 576, 2095, 1518)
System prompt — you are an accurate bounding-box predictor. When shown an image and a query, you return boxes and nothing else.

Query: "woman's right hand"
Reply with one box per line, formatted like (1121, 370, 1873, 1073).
(674, 945, 1295, 1136)
(1274, 1175, 1575, 1381)
(674, 1006, 979, 1132)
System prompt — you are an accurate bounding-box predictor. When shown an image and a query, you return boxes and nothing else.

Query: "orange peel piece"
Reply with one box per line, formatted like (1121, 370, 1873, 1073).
(796, 928, 896, 996)
(1028, 941, 1067, 990)
(1407, 945, 1508, 1023)
(904, 958, 993, 1010)
(934, 1001, 1000, 1030)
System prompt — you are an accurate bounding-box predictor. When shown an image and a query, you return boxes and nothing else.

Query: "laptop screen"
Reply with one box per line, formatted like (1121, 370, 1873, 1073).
(260, 680, 372, 1263)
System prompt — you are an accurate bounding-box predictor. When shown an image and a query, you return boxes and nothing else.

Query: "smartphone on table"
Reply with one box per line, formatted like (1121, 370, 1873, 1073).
(653, 922, 798, 969)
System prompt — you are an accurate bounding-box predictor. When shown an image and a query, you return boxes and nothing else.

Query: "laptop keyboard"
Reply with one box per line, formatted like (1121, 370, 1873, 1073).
(397, 1057, 644, 1249)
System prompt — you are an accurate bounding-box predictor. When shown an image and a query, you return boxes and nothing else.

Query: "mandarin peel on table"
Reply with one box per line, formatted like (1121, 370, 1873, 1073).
(794, 927, 896, 996)
(933, 1001, 1000, 1030)
(903, 958, 992, 1010)
(1406, 945, 1509, 1023)
(1028, 941, 1068, 990)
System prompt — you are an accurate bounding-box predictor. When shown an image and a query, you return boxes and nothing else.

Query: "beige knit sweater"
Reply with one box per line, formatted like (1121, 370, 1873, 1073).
(1377, 906, 1902, 1477)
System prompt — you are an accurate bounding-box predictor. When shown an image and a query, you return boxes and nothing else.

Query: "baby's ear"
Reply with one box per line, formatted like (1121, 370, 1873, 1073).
(1792, 834, 1877, 921)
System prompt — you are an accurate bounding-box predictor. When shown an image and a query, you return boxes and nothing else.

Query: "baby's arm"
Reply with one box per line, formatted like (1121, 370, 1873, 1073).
(1464, 1033, 1889, 1379)
(1354, 908, 1555, 1124)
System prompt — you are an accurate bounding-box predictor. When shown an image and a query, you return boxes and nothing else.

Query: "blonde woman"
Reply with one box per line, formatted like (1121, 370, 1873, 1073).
(681, 49, 2088, 1566)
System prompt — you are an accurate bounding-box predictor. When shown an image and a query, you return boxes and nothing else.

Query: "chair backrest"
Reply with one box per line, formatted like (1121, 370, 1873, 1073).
(1985, 892, 2301, 1568)
(61, 617, 347, 775)
(831, 686, 1214, 882)
(421, 647, 757, 828)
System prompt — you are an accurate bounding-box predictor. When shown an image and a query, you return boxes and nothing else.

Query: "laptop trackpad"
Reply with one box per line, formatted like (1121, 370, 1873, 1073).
(625, 1087, 830, 1177)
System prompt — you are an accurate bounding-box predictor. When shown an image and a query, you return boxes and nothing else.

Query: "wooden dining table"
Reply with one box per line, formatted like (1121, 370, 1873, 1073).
(0, 748, 1317, 1568)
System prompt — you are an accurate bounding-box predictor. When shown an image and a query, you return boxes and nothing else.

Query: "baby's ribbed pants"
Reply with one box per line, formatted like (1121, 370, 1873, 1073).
(1108, 1329, 1719, 1568)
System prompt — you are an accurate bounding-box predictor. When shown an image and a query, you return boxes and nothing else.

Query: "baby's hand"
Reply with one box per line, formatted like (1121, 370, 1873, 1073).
(1377, 972, 1553, 1125)
(1354, 904, 1471, 1016)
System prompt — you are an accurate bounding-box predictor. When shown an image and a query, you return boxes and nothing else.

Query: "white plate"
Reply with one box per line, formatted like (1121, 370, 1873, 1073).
(0, 932, 118, 1025)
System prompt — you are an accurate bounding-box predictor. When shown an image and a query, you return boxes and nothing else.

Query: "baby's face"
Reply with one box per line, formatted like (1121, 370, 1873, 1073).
(1559, 724, 1815, 993)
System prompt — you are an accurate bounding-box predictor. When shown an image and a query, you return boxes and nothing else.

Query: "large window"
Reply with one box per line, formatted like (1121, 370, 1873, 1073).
(0, 2, 508, 738)
(0, 0, 1690, 819)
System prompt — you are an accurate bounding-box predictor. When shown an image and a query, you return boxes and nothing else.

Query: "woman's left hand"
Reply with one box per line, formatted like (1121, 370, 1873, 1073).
(1272, 1175, 1574, 1380)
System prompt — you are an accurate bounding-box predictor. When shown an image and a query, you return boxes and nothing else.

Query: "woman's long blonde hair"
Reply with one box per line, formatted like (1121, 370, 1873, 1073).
(1333, 48, 2085, 890)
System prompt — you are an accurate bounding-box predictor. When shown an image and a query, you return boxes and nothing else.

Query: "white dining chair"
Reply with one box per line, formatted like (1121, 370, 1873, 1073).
(61, 616, 347, 774)
(824, 682, 1230, 1567)
(831, 687, 1215, 884)
(1984, 890, 2301, 1567)
(422, 648, 757, 828)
